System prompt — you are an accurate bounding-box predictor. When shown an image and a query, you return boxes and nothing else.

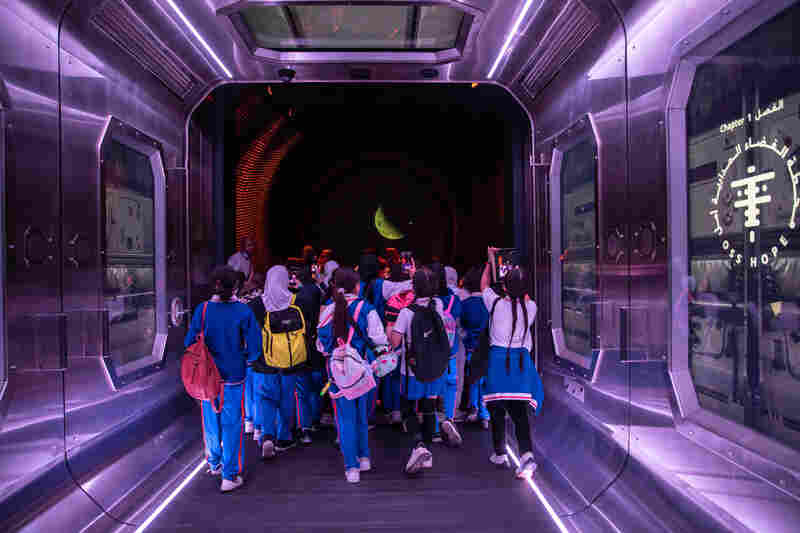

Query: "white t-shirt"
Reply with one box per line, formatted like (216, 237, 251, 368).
(482, 288, 537, 352)
(392, 297, 445, 376)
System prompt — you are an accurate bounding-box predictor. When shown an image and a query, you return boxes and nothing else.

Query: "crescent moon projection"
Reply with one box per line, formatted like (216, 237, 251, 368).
(374, 205, 405, 240)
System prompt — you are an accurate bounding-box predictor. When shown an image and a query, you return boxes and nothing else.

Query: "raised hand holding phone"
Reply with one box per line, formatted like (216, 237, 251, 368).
(407, 257, 417, 278)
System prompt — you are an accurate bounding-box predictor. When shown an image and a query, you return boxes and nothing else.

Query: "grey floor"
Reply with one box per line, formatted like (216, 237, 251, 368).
(146, 422, 559, 532)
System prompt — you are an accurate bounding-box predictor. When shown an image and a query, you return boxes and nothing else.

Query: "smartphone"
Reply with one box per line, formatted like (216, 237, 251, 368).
(400, 251, 413, 272)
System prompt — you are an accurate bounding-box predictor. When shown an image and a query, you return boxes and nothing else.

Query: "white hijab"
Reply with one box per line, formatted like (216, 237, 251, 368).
(262, 265, 293, 312)
(445, 266, 458, 290)
(321, 260, 339, 287)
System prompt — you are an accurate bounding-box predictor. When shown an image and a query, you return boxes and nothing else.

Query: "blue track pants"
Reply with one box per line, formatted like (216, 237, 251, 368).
(332, 393, 370, 470)
(296, 370, 325, 429)
(253, 372, 296, 442)
(201, 382, 244, 481)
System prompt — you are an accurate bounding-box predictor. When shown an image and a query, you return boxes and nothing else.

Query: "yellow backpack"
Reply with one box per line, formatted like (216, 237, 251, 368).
(263, 295, 308, 369)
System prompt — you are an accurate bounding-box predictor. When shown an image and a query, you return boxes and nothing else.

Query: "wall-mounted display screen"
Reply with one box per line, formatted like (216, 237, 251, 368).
(101, 140, 156, 369)
(686, 3, 800, 451)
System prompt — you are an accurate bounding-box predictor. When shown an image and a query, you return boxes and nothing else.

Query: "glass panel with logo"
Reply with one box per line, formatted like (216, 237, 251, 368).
(102, 140, 156, 371)
(560, 138, 598, 376)
(687, 4, 800, 449)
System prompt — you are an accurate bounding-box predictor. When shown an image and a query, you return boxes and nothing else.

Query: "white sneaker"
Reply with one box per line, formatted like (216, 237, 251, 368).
(206, 463, 222, 476)
(220, 476, 244, 492)
(441, 419, 463, 447)
(253, 429, 263, 442)
(345, 468, 360, 483)
(405, 445, 432, 475)
(244, 421, 254, 434)
(262, 440, 275, 459)
(300, 431, 312, 445)
(390, 410, 403, 424)
(490, 453, 509, 467)
(516, 452, 538, 478)
(481, 419, 490, 430)
(359, 457, 371, 472)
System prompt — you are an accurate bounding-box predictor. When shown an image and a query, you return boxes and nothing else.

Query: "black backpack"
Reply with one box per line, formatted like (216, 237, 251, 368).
(405, 303, 450, 383)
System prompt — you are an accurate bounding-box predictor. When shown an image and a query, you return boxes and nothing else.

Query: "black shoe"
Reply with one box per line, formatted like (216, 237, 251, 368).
(276, 439, 297, 452)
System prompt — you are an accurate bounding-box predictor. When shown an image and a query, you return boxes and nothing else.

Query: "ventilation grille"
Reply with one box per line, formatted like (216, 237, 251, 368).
(91, 0, 200, 99)
(520, 0, 598, 101)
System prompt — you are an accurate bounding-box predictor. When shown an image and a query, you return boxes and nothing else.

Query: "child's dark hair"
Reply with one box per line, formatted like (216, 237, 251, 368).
(210, 265, 240, 301)
(463, 266, 482, 293)
(388, 261, 409, 282)
(413, 267, 437, 300)
(429, 262, 448, 297)
(503, 266, 530, 374)
(332, 267, 361, 340)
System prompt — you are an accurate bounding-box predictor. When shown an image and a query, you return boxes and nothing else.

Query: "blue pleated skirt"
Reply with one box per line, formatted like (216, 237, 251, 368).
(483, 346, 543, 414)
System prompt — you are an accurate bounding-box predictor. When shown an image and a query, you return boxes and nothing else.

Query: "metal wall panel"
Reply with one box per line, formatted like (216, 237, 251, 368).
(0, 1, 65, 516)
(1, 0, 190, 524)
(188, 119, 215, 309)
(0, 98, 7, 406)
(57, 1, 187, 512)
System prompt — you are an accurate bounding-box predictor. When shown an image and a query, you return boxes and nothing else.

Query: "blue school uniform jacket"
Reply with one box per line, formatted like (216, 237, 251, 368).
(460, 295, 489, 352)
(359, 279, 387, 322)
(184, 300, 262, 382)
(317, 297, 377, 362)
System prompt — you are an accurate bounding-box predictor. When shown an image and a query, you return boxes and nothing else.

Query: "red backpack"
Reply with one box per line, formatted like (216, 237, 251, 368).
(181, 303, 223, 412)
(384, 289, 415, 324)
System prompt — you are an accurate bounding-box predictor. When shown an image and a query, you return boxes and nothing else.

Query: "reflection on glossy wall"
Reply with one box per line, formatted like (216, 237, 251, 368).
(687, 3, 800, 450)
(102, 140, 157, 370)
(561, 138, 598, 364)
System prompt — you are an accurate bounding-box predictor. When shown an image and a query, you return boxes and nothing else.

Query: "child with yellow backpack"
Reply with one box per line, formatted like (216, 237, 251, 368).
(248, 265, 310, 459)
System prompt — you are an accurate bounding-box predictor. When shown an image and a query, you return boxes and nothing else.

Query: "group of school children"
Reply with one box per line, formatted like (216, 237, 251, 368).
(185, 246, 544, 492)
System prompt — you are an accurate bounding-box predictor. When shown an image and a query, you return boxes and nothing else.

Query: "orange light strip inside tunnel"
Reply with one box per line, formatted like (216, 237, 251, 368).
(235, 115, 302, 274)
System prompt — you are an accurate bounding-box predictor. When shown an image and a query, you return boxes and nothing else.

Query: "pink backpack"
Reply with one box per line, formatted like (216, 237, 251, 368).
(328, 301, 377, 400)
(442, 295, 457, 349)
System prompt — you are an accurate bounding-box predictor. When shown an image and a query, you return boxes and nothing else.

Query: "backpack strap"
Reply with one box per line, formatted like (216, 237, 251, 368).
(345, 300, 365, 345)
(345, 301, 379, 353)
(289, 302, 307, 333)
(200, 302, 208, 338)
(264, 306, 272, 359)
(445, 294, 455, 314)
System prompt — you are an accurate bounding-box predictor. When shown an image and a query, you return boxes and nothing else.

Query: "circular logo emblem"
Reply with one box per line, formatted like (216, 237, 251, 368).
(709, 133, 799, 268)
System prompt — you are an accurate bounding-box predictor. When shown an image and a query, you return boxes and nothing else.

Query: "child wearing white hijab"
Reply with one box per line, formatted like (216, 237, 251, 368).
(319, 260, 339, 292)
(248, 265, 306, 458)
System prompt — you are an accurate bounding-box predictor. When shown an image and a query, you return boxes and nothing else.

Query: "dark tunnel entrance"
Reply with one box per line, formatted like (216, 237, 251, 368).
(190, 83, 530, 281)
